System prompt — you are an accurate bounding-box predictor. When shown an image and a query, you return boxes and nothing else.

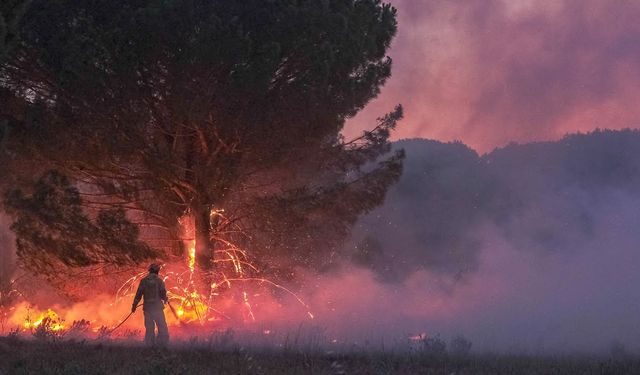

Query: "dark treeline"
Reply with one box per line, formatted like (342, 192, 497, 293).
(349, 129, 640, 281)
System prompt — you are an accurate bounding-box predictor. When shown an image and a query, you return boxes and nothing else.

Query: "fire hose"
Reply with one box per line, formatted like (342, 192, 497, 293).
(105, 311, 135, 336)
(106, 301, 184, 336)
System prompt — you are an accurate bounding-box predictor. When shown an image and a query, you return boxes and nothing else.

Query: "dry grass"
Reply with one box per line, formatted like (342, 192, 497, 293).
(0, 335, 639, 374)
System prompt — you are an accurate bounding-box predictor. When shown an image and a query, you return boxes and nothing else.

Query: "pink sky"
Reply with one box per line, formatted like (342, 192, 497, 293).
(345, 0, 640, 153)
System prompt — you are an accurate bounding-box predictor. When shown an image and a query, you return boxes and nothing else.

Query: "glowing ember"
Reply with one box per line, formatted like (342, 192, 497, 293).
(187, 241, 196, 272)
(169, 290, 209, 323)
(242, 291, 256, 322)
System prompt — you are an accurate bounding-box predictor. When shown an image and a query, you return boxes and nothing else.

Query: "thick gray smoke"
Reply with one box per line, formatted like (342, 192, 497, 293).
(332, 129, 640, 353)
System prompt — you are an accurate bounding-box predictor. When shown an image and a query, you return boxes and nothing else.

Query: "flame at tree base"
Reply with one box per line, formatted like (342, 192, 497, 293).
(0, 210, 313, 339)
(2, 273, 313, 341)
(1, 253, 313, 338)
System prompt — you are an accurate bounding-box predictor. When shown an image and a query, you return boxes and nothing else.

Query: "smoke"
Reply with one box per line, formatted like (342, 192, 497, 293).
(327, 130, 640, 353)
(4, 130, 640, 354)
(303, 200, 640, 354)
(345, 0, 640, 152)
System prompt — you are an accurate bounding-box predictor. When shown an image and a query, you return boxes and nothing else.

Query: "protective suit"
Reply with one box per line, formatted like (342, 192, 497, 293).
(132, 267, 169, 345)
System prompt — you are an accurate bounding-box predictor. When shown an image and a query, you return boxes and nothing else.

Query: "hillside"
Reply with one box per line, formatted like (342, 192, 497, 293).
(349, 129, 640, 281)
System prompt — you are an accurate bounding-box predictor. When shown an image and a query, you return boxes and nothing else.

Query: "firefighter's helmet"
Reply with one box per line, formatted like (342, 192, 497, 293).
(148, 263, 161, 274)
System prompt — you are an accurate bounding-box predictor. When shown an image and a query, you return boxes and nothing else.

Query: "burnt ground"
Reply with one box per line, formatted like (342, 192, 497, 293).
(0, 336, 639, 374)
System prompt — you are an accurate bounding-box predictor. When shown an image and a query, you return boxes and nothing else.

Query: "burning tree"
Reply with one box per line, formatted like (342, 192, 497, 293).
(0, 0, 403, 295)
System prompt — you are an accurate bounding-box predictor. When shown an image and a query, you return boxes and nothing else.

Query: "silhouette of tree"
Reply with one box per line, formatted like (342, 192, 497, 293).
(0, 0, 30, 161)
(0, 0, 29, 60)
(1, 0, 403, 279)
(4, 171, 155, 273)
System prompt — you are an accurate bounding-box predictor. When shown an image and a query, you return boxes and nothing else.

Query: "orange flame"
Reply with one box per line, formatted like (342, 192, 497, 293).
(23, 308, 66, 332)
(2, 208, 314, 338)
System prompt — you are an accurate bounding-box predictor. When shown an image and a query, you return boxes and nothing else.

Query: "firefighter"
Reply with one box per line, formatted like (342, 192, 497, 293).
(132, 263, 169, 345)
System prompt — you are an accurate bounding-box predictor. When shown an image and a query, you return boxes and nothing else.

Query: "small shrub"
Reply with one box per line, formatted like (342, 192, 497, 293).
(609, 340, 629, 359)
(32, 317, 65, 342)
(420, 334, 447, 356)
(66, 319, 91, 339)
(96, 325, 111, 340)
(209, 328, 236, 350)
(449, 335, 472, 356)
(122, 329, 141, 340)
(7, 327, 20, 340)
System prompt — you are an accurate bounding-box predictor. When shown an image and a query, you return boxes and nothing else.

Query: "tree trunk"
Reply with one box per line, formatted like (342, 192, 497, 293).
(193, 204, 213, 272)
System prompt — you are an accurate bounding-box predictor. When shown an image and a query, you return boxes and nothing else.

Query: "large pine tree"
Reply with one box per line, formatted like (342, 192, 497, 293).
(1, 0, 403, 285)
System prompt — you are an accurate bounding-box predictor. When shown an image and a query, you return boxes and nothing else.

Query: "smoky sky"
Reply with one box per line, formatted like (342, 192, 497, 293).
(345, 0, 640, 152)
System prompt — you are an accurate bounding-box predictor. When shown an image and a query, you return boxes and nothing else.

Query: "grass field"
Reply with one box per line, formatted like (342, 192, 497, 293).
(1, 336, 639, 375)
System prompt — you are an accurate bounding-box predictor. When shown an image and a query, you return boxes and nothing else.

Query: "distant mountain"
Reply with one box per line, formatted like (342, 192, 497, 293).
(348, 129, 640, 281)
